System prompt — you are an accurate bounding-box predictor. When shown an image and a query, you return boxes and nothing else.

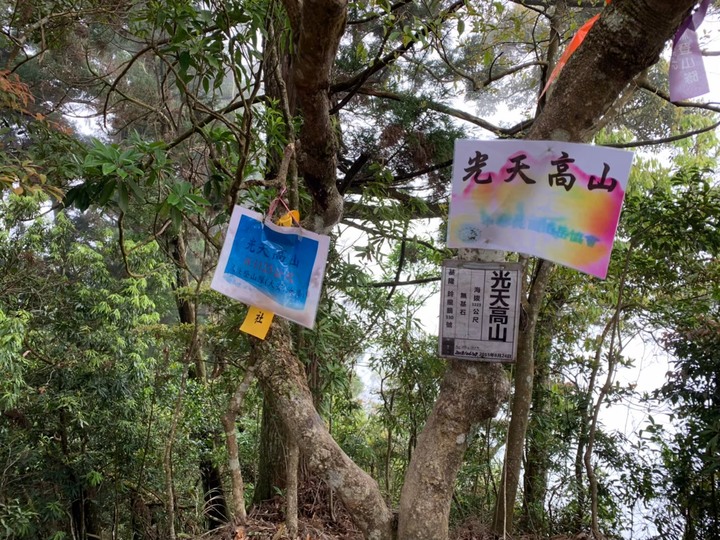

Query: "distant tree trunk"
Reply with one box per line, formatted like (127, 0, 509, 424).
(69, 487, 100, 540)
(168, 232, 229, 530)
(201, 454, 230, 528)
(521, 360, 550, 533)
(84, 487, 100, 540)
(574, 363, 596, 529)
(131, 493, 157, 540)
(222, 362, 256, 522)
(60, 407, 101, 540)
(169, 233, 205, 381)
(573, 316, 613, 529)
(164, 367, 187, 540)
(521, 289, 568, 533)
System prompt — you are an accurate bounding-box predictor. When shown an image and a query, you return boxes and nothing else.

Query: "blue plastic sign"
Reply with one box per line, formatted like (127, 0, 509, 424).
(211, 206, 330, 328)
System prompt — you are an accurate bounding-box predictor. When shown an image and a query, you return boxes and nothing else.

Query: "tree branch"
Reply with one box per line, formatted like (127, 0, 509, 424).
(341, 218, 450, 254)
(330, 0, 464, 102)
(637, 77, 720, 112)
(347, 0, 414, 25)
(354, 87, 534, 136)
(368, 276, 440, 288)
(606, 118, 720, 149)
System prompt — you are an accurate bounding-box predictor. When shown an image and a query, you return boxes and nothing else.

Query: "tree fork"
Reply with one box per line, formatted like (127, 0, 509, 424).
(251, 320, 395, 540)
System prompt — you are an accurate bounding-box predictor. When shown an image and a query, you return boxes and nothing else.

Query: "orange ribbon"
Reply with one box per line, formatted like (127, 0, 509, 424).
(540, 1, 610, 98)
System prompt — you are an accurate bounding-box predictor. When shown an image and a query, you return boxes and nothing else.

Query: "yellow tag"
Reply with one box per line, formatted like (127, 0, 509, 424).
(240, 306, 274, 339)
(240, 210, 298, 339)
(275, 210, 300, 228)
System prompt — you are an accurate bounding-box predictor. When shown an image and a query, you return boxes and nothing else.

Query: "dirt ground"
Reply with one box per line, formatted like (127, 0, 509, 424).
(204, 481, 586, 540)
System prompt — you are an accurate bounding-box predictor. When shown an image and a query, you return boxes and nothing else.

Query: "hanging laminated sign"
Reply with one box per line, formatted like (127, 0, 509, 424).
(447, 139, 634, 279)
(439, 261, 521, 363)
(212, 206, 330, 329)
(239, 210, 301, 339)
(669, 0, 711, 102)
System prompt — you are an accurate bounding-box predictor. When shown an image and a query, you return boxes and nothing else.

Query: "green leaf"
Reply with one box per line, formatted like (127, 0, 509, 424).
(170, 207, 183, 228)
(101, 162, 117, 176)
(178, 50, 192, 73)
(118, 183, 129, 212)
(97, 180, 117, 206)
(125, 179, 144, 200)
(167, 192, 180, 206)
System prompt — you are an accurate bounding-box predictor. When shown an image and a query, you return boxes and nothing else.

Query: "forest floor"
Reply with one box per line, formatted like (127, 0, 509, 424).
(205, 481, 585, 540)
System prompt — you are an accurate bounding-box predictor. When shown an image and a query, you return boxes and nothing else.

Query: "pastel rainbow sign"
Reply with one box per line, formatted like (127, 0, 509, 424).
(447, 140, 634, 279)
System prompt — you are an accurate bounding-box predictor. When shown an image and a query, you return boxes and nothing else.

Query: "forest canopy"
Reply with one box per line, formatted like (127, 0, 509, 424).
(1, 1, 719, 539)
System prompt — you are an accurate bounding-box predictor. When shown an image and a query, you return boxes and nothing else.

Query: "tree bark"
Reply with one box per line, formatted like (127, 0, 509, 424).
(252, 320, 394, 540)
(222, 363, 256, 522)
(281, 0, 347, 234)
(492, 261, 554, 535)
(253, 395, 288, 503)
(397, 361, 510, 540)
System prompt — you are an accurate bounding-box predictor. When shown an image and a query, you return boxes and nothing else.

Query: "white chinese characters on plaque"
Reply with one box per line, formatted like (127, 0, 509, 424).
(439, 261, 521, 363)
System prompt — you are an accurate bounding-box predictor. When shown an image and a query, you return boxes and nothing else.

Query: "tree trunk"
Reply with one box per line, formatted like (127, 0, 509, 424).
(168, 232, 230, 529)
(253, 395, 288, 503)
(280, 0, 346, 235)
(201, 455, 229, 529)
(252, 320, 394, 540)
(222, 363, 256, 522)
(70, 487, 99, 540)
(521, 283, 571, 533)
(492, 261, 554, 535)
(490, 0, 698, 534)
(285, 441, 300, 537)
(397, 360, 510, 540)
(131, 493, 157, 540)
(169, 233, 205, 381)
(520, 293, 563, 534)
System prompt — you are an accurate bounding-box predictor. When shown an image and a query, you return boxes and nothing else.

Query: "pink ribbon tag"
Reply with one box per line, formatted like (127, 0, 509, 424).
(669, 0, 710, 102)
